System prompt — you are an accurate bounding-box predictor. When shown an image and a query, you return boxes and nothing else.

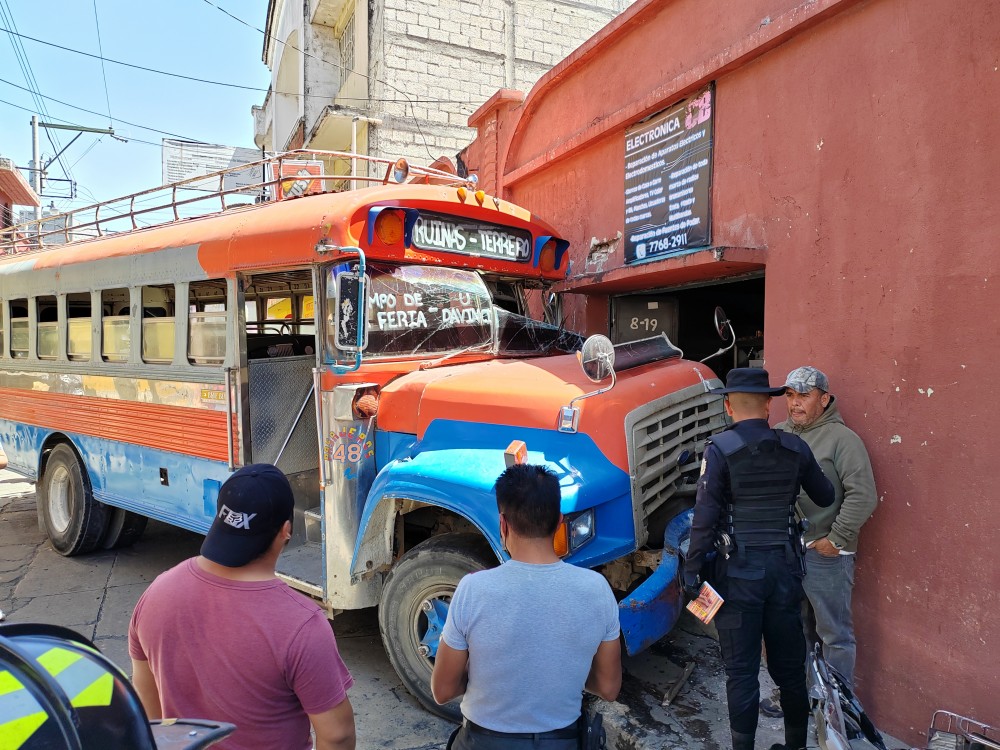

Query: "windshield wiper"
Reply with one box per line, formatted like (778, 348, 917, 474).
(419, 340, 494, 370)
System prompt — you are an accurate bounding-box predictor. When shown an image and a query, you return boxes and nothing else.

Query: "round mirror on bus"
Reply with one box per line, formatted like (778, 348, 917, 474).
(392, 158, 410, 184)
(714, 306, 732, 340)
(579, 335, 616, 382)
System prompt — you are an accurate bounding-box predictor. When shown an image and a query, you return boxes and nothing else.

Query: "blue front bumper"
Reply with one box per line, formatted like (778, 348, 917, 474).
(618, 509, 693, 656)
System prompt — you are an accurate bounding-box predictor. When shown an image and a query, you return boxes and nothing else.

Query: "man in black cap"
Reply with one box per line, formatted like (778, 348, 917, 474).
(129, 464, 356, 750)
(683, 369, 835, 750)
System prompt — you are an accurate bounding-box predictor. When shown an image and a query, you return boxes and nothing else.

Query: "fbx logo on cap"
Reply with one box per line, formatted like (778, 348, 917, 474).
(200, 464, 295, 567)
(218, 505, 257, 530)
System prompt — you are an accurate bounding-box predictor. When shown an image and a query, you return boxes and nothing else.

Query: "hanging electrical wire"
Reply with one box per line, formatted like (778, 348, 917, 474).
(0, 0, 72, 182)
(91, 0, 113, 127)
(0, 25, 476, 106)
(199, 0, 440, 158)
(0, 96, 168, 149)
(0, 0, 72, 184)
(0, 77, 210, 141)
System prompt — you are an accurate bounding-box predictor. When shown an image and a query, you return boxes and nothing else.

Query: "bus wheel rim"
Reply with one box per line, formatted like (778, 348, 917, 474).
(412, 585, 453, 668)
(48, 465, 73, 535)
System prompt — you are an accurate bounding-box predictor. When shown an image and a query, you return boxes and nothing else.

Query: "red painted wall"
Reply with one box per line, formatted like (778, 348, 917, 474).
(465, 0, 1000, 741)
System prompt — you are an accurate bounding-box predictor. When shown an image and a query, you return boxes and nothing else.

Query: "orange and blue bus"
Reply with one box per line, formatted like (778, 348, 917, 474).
(0, 151, 726, 717)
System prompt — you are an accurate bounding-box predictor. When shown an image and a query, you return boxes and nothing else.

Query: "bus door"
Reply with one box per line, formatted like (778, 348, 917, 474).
(237, 269, 324, 597)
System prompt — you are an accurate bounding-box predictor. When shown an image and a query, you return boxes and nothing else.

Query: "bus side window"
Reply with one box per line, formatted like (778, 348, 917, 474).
(101, 288, 130, 363)
(141, 284, 175, 365)
(9, 299, 27, 359)
(189, 279, 227, 365)
(67, 292, 92, 361)
(37, 295, 58, 360)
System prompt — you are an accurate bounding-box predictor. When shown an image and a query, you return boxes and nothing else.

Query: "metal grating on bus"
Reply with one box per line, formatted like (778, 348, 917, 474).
(625, 383, 727, 547)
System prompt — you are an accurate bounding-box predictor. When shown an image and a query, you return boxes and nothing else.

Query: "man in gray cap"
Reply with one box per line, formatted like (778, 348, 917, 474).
(777, 366, 877, 690)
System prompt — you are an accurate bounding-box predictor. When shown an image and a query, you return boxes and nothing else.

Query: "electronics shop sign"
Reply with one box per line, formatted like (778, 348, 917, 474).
(624, 86, 714, 264)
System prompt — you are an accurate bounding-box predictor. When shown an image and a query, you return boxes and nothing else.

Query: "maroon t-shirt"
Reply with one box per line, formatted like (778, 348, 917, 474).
(129, 558, 353, 750)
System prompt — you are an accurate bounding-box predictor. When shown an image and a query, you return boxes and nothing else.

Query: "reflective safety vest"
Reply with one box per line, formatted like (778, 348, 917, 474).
(710, 429, 800, 549)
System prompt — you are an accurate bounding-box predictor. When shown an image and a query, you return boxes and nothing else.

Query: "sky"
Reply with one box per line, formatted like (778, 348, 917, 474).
(0, 0, 271, 215)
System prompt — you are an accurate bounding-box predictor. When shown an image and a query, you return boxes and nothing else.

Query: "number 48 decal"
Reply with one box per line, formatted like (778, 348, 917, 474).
(331, 442, 364, 463)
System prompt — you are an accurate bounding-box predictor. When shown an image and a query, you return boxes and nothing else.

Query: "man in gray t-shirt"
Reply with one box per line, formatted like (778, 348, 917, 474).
(432, 464, 621, 749)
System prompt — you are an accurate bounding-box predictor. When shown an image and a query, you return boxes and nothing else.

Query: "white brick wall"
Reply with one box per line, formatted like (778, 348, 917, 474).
(369, 0, 639, 164)
(258, 0, 637, 164)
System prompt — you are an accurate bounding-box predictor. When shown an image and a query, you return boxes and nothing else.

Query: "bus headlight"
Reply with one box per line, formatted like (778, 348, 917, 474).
(568, 509, 595, 552)
(553, 509, 595, 557)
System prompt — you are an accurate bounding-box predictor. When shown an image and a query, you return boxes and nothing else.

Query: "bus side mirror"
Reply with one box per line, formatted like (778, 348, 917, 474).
(334, 270, 369, 352)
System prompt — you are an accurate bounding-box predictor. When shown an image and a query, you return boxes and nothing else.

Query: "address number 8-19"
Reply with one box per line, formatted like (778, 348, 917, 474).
(630, 318, 659, 332)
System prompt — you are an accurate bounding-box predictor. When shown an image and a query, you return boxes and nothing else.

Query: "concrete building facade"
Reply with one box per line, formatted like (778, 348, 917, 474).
(0, 157, 40, 252)
(252, 0, 637, 174)
(461, 0, 1000, 743)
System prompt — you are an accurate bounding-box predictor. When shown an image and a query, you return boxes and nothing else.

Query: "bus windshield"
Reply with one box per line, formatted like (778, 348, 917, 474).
(326, 263, 581, 359)
(336, 264, 493, 357)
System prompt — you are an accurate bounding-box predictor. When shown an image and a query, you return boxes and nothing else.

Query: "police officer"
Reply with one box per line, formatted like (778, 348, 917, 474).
(683, 369, 834, 750)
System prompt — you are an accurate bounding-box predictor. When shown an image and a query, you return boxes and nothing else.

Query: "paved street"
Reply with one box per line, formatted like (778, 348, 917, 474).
(0, 469, 901, 749)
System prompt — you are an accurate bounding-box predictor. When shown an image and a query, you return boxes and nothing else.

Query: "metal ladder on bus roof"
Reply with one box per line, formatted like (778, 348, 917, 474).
(0, 149, 473, 256)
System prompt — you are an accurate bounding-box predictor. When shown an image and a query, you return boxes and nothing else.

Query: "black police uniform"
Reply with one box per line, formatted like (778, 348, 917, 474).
(685, 418, 834, 750)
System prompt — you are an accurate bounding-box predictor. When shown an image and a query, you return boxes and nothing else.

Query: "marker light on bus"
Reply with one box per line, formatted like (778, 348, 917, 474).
(539, 239, 559, 272)
(475, 190, 486, 205)
(457, 187, 467, 202)
(375, 209, 406, 245)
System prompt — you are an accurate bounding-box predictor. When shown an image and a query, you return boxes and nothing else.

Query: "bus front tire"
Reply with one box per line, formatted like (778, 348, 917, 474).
(38, 444, 108, 556)
(378, 532, 497, 723)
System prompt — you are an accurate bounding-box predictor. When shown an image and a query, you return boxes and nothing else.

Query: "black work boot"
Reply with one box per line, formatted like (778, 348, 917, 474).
(782, 724, 808, 750)
(732, 730, 756, 750)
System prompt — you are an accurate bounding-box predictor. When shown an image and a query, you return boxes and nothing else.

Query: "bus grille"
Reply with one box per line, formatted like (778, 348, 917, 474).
(625, 381, 727, 547)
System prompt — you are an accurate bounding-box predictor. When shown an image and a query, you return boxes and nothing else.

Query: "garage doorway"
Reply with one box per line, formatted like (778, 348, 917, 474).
(610, 275, 765, 380)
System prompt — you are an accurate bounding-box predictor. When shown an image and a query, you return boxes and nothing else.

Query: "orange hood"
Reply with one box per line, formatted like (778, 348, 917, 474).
(376, 353, 717, 470)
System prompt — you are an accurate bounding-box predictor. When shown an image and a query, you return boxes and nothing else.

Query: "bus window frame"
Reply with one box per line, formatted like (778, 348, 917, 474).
(66, 291, 94, 363)
(188, 278, 230, 366)
(140, 283, 177, 366)
(9, 297, 30, 360)
(36, 294, 59, 361)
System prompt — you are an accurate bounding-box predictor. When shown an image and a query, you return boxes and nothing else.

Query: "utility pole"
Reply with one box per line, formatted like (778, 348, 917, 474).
(30, 118, 115, 235)
(31, 115, 41, 222)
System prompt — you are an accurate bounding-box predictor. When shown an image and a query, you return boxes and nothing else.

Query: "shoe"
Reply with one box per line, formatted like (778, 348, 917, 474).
(732, 731, 755, 750)
(783, 724, 807, 750)
(760, 688, 783, 718)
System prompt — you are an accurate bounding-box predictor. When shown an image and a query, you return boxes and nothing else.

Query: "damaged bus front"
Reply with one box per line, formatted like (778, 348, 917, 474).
(322, 256, 728, 718)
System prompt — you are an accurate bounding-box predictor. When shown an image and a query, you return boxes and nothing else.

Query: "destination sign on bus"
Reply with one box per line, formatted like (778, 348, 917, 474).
(412, 212, 532, 262)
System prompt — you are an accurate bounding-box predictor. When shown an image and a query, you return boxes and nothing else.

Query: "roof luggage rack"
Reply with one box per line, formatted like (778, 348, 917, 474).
(0, 149, 472, 256)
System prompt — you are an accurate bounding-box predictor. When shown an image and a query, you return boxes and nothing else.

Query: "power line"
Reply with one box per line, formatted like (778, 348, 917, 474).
(68, 135, 105, 171)
(0, 77, 206, 141)
(0, 95, 165, 149)
(198, 0, 440, 158)
(0, 25, 476, 107)
(0, 0, 72, 180)
(91, 0, 113, 127)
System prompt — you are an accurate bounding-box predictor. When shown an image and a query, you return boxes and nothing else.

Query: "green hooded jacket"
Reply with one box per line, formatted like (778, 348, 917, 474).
(775, 396, 877, 552)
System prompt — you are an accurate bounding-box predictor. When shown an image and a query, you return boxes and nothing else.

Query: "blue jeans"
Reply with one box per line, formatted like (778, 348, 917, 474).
(802, 548, 856, 688)
(448, 723, 579, 750)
